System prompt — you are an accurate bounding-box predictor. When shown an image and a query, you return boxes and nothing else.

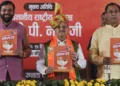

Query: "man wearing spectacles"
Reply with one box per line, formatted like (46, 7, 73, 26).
(89, 2, 120, 80)
(36, 11, 86, 80)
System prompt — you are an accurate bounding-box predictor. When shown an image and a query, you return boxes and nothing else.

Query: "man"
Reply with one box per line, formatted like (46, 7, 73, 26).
(0, 1, 31, 80)
(89, 2, 120, 80)
(88, 12, 108, 80)
(101, 12, 107, 26)
(36, 14, 86, 80)
(88, 12, 108, 50)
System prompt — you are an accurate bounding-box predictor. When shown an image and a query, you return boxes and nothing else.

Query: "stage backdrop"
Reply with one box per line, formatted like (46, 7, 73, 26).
(0, 0, 120, 70)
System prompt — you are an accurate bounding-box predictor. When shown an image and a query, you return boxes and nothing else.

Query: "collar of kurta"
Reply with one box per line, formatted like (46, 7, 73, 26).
(57, 38, 66, 45)
(105, 24, 120, 28)
(50, 35, 73, 46)
(0, 21, 15, 29)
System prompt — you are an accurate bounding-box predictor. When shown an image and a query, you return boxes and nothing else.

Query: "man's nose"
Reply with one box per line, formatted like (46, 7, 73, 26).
(111, 11, 117, 15)
(5, 11, 11, 14)
(4, 9, 13, 14)
(112, 12, 116, 16)
(59, 27, 64, 31)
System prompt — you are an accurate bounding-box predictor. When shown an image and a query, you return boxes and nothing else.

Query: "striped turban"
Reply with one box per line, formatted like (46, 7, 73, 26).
(50, 3, 69, 29)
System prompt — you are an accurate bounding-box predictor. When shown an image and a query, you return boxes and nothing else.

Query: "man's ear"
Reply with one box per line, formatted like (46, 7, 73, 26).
(117, 12, 120, 23)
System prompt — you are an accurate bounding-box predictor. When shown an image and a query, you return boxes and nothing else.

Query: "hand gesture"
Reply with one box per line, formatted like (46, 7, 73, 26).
(103, 57, 111, 65)
(45, 67, 54, 74)
(70, 52, 78, 62)
(15, 48, 24, 57)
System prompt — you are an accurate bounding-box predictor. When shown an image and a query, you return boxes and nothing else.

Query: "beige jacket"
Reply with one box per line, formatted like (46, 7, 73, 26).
(89, 24, 120, 79)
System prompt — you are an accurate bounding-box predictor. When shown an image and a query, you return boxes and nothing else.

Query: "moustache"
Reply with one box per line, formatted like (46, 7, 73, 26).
(59, 30, 65, 32)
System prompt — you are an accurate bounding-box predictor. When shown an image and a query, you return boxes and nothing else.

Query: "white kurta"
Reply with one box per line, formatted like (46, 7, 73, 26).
(36, 39, 86, 75)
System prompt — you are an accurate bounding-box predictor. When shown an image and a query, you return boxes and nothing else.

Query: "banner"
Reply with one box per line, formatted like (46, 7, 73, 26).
(0, 0, 120, 70)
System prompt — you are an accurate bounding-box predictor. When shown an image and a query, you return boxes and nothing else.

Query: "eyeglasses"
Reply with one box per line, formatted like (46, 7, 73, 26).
(107, 10, 120, 14)
(56, 25, 68, 29)
(1, 9, 13, 13)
